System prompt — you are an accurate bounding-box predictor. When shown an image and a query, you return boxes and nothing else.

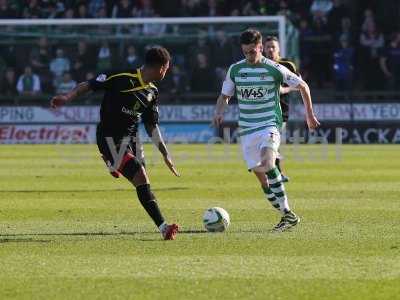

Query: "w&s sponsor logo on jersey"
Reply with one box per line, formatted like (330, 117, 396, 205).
(238, 86, 273, 100)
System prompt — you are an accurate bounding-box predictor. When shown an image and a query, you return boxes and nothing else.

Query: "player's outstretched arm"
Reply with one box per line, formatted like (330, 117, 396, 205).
(144, 123, 180, 177)
(50, 82, 91, 108)
(297, 81, 320, 130)
(280, 86, 299, 95)
(213, 94, 231, 127)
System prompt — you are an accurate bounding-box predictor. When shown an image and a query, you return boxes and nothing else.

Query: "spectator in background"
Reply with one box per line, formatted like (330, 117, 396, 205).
(198, 0, 221, 17)
(361, 8, 376, 33)
(277, 0, 296, 24)
(327, 0, 347, 34)
(96, 41, 112, 72)
(0, 44, 16, 69)
(0, 0, 18, 18)
(54, 1, 66, 16)
(159, 64, 189, 100)
(310, 0, 333, 21)
(62, 7, 76, 34)
(50, 48, 71, 86)
(379, 32, 400, 90)
(76, 2, 90, 18)
(254, 0, 269, 15)
(0, 68, 17, 96)
(112, 0, 133, 18)
(72, 40, 95, 82)
(155, 0, 180, 17)
(335, 17, 352, 46)
(143, 14, 166, 36)
(197, 0, 223, 35)
(88, 0, 105, 18)
(241, 1, 257, 16)
(170, 65, 188, 95)
(22, 0, 41, 18)
(113, 0, 136, 34)
(190, 53, 215, 92)
(30, 37, 52, 92)
(30, 37, 51, 75)
(135, 0, 155, 18)
(56, 72, 77, 94)
(45, 2, 59, 19)
(312, 7, 329, 28)
(309, 14, 332, 87)
(178, 0, 200, 17)
(229, 7, 239, 16)
(63, 7, 74, 18)
(125, 45, 141, 69)
(333, 37, 354, 92)
(96, 6, 114, 35)
(17, 66, 41, 95)
(211, 29, 233, 81)
(359, 23, 384, 90)
(186, 29, 212, 70)
(96, 5, 108, 18)
(0, 54, 5, 75)
(38, 1, 57, 18)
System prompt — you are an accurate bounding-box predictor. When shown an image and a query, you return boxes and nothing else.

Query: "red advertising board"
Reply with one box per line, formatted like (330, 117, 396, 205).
(0, 125, 96, 144)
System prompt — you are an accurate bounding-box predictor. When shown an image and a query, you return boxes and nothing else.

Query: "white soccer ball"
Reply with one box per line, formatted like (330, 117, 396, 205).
(203, 207, 230, 232)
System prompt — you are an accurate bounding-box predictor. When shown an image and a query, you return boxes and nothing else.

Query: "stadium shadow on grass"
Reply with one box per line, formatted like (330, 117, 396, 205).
(0, 187, 189, 193)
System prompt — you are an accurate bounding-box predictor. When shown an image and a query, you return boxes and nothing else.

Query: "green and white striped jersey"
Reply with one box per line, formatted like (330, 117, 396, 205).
(221, 56, 303, 136)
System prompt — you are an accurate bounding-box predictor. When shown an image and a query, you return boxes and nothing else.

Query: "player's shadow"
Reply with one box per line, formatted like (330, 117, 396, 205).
(0, 229, 207, 243)
(0, 238, 52, 243)
(0, 231, 153, 241)
(179, 229, 207, 234)
(0, 187, 189, 193)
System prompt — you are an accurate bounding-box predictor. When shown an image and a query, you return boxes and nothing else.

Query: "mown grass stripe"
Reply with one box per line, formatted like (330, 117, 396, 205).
(1, 255, 399, 280)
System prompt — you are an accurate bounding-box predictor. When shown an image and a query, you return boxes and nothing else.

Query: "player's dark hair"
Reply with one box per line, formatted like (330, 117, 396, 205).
(265, 35, 279, 43)
(240, 29, 262, 45)
(144, 46, 171, 67)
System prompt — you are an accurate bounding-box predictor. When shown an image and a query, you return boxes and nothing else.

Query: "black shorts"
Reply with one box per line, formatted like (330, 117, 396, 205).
(280, 98, 289, 122)
(96, 125, 144, 166)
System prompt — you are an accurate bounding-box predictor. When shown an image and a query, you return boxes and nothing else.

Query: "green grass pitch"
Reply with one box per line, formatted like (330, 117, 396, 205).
(0, 144, 399, 299)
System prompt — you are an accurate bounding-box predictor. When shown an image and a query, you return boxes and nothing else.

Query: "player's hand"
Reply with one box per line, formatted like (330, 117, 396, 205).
(213, 113, 224, 127)
(50, 95, 69, 109)
(306, 113, 320, 130)
(163, 155, 180, 177)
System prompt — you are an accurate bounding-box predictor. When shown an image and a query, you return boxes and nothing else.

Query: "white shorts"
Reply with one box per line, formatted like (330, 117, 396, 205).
(240, 127, 281, 170)
(276, 122, 286, 160)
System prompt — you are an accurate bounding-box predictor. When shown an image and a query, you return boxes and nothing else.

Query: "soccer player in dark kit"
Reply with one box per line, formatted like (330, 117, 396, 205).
(50, 46, 180, 240)
(264, 35, 300, 182)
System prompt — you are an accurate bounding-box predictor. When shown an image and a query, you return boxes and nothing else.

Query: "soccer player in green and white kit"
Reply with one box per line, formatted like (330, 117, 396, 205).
(213, 29, 320, 232)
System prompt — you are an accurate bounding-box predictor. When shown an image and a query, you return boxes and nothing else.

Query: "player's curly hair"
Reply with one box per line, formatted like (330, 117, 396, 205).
(145, 46, 171, 67)
(240, 28, 262, 45)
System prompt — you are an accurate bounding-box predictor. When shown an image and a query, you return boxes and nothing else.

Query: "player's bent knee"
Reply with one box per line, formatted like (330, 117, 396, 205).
(253, 165, 267, 173)
(264, 159, 276, 171)
(119, 153, 144, 183)
(253, 159, 275, 173)
(131, 167, 149, 187)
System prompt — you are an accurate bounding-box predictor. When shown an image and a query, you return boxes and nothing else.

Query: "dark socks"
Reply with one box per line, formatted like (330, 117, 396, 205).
(136, 184, 165, 227)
